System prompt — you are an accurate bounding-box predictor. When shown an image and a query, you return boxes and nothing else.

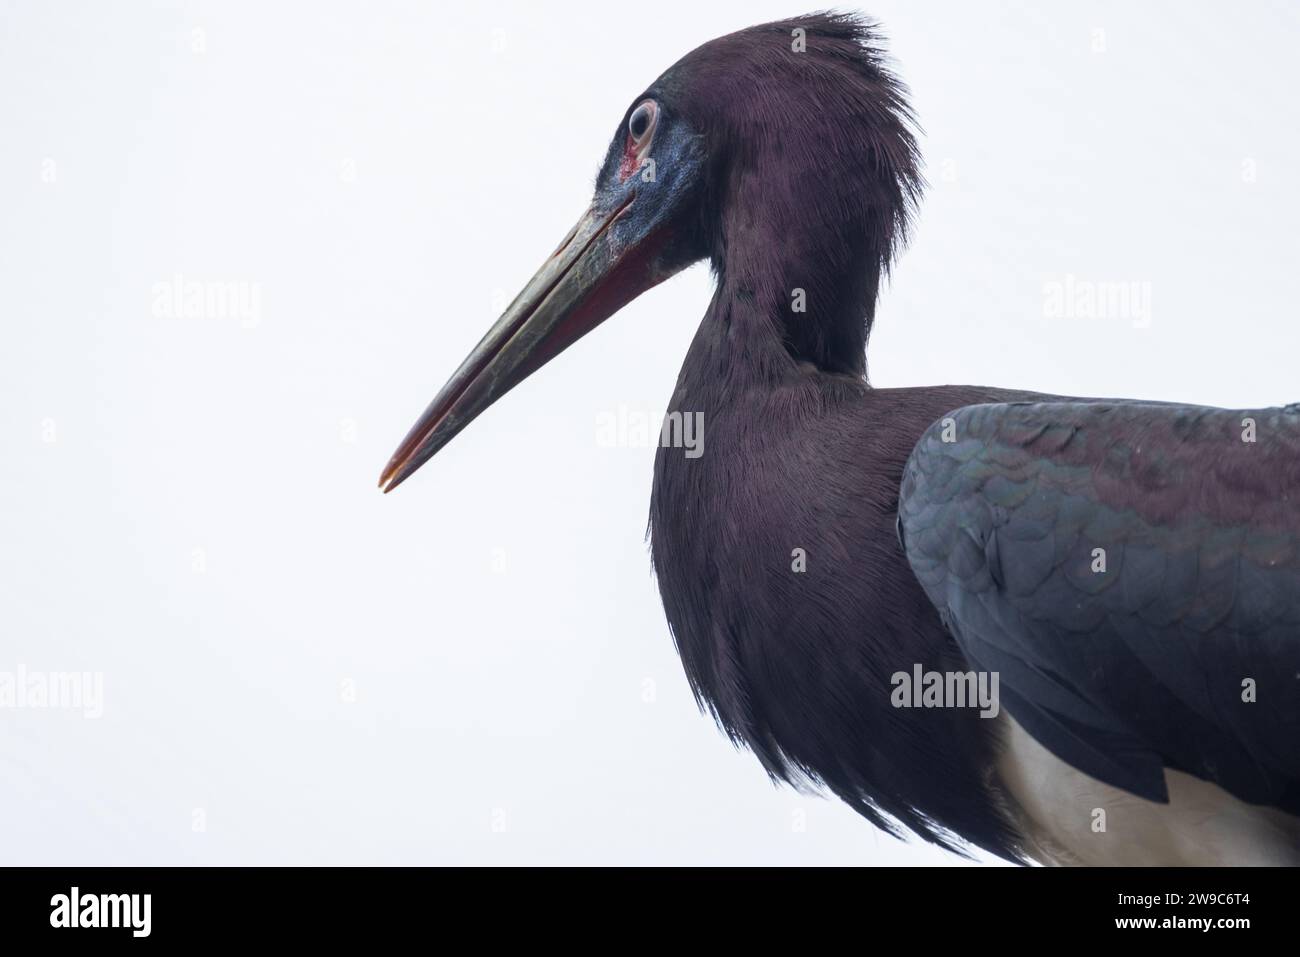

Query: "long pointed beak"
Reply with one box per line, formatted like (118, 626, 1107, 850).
(379, 192, 667, 493)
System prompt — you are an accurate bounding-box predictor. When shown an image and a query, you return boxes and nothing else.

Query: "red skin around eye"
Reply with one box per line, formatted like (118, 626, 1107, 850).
(617, 102, 657, 183)
(618, 136, 641, 183)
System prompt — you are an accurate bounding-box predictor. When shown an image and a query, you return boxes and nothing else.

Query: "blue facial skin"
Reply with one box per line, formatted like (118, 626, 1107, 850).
(593, 100, 711, 277)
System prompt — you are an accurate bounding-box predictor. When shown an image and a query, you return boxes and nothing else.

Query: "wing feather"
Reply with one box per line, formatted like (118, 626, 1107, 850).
(899, 401, 1300, 811)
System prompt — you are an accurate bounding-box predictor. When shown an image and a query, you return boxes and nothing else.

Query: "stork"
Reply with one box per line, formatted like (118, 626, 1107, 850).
(379, 13, 1300, 865)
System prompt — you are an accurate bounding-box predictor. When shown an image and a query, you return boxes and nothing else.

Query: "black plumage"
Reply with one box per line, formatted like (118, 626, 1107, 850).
(381, 13, 1300, 863)
(900, 401, 1300, 814)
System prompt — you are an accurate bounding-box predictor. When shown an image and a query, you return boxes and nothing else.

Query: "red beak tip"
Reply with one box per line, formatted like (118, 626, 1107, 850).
(378, 464, 411, 494)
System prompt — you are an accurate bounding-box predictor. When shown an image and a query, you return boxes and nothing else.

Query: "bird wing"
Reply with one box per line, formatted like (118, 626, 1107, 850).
(897, 400, 1300, 810)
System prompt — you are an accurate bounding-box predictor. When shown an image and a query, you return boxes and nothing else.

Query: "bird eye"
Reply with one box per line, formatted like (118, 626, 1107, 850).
(628, 100, 657, 143)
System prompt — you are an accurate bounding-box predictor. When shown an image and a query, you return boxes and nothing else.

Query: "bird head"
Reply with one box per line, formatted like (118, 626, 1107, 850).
(379, 13, 920, 492)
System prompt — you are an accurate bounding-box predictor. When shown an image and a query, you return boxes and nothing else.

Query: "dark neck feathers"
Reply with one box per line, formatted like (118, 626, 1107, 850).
(662, 13, 923, 377)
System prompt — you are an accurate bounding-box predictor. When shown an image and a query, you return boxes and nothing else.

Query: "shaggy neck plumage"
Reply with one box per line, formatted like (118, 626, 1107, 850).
(710, 175, 886, 381)
(678, 33, 921, 381)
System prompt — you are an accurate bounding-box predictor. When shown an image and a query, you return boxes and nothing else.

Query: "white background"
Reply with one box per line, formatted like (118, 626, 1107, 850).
(2, 1, 1298, 865)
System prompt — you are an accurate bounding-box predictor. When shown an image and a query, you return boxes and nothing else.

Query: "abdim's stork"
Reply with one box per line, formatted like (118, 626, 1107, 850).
(379, 14, 1300, 865)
